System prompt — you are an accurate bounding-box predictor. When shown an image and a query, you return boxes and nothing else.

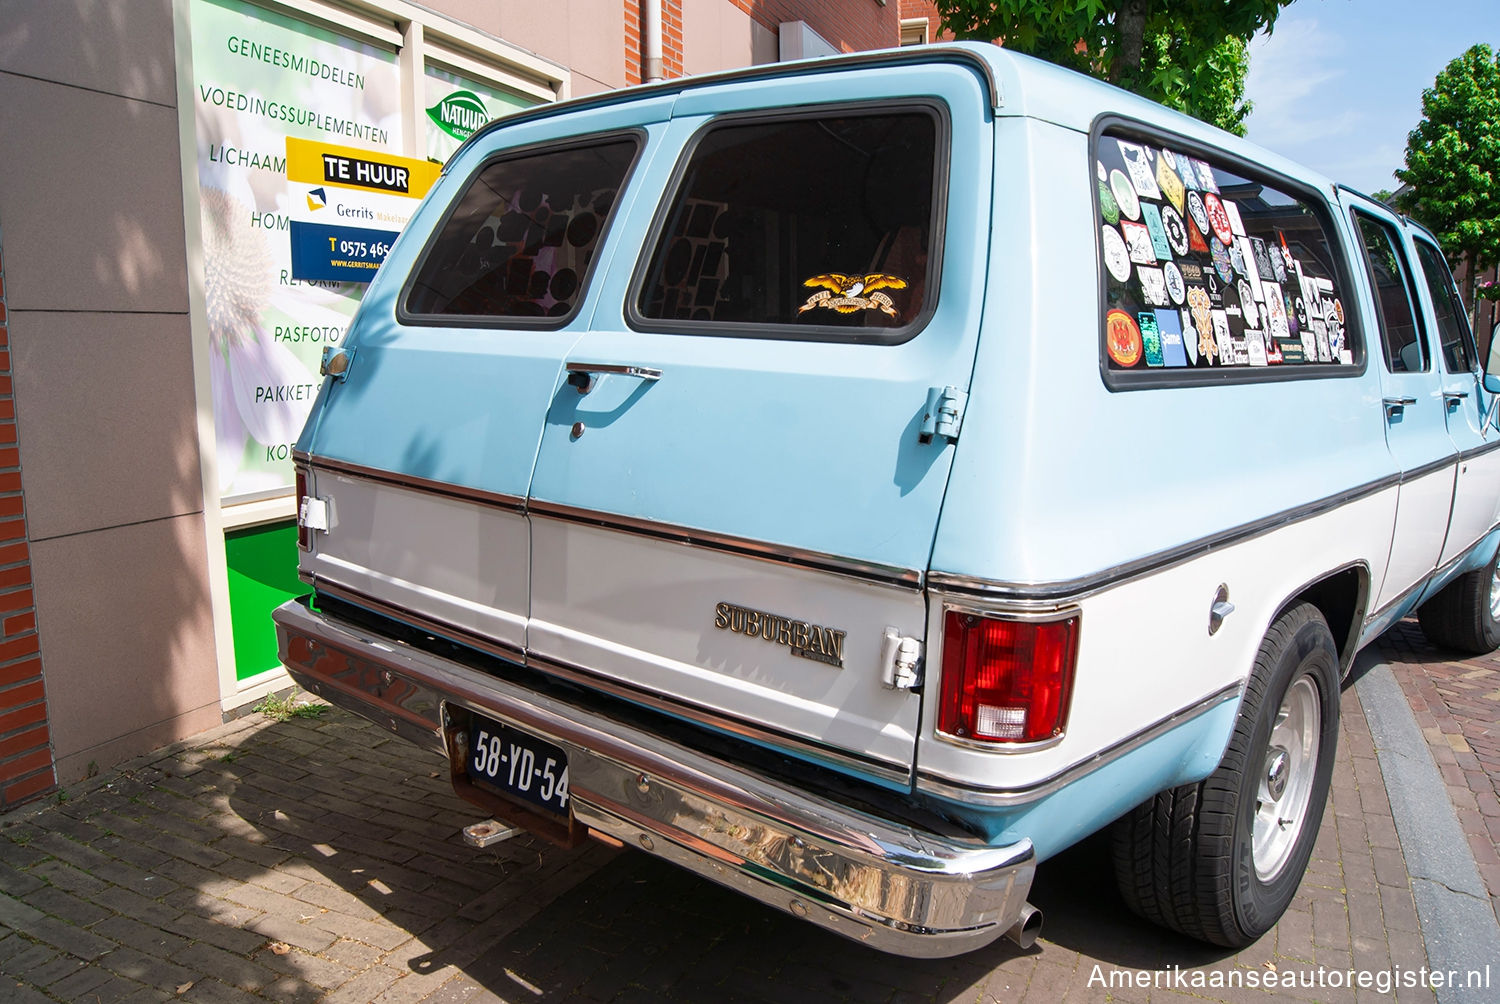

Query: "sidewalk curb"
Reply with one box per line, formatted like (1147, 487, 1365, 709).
(1355, 650, 1500, 1002)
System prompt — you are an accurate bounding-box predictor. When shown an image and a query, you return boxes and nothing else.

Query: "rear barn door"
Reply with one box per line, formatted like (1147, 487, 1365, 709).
(524, 65, 996, 783)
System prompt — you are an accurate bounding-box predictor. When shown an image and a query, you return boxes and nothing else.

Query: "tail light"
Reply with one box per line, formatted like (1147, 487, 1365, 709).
(937, 609, 1080, 745)
(295, 468, 311, 550)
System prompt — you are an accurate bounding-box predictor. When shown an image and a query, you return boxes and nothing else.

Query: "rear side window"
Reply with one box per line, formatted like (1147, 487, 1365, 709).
(1096, 130, 1355, 383)
(635, 107, 942, 339)
(1353, 214, 1426, 372)
(403, 137, 639, 323)
(1413, 239, 1475, 373)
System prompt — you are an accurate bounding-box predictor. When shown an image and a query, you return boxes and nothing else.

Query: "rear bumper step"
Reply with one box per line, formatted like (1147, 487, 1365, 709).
(273, 595, 1035, 957)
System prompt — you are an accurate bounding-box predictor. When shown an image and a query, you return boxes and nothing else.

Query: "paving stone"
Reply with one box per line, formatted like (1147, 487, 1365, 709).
(26, 950, 88, 988)
(160, 911, 270, 956)
(97, 945, 197, 993)
(181, 977, 267, 1004)
(0, 936, 59, 976)
(172, 940, 279, 992)
(22, 883, 114, 928)
(0, 865, 44, 900)
(49, 960, 119, 998)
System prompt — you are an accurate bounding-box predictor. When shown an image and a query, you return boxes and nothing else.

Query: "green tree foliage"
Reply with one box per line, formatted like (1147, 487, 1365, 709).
(1396, 44, 1500, 316)
(933, 0, 1293, 135)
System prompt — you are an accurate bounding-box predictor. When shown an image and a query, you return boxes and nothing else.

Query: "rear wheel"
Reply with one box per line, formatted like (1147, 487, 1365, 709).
(1417, 544, 1500, 654)
(1112, 603, 1339, 946)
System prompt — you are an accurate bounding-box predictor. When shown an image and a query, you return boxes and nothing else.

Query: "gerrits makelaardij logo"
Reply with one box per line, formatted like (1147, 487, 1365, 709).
(426, 90, 488, 142)
(305, 187, 327, 211)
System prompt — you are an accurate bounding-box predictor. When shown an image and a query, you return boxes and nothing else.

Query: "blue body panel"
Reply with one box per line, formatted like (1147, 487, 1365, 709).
(931, 697, 1240, 860)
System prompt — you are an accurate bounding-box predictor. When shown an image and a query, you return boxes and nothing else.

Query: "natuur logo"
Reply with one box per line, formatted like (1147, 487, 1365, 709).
(426, 90, 488, 142)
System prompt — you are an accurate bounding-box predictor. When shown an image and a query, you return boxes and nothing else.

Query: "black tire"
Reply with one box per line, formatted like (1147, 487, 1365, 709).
(1111, 602, 1340, 947)
(1417, 544, 1500, 654)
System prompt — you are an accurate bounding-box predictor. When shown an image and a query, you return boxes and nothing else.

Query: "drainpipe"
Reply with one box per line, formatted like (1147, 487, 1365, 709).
(642, 0, 663, 82)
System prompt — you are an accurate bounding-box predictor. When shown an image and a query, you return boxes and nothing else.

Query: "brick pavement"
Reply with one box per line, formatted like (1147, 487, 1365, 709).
(0, 684, 1439, 1003)
(1377, 620, 1500, 927)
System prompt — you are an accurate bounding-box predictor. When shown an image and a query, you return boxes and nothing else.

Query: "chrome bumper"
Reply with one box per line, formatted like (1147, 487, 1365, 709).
(273, 596, 1035, 958)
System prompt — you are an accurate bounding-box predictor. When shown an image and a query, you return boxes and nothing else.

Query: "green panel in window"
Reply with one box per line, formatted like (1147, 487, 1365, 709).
(225, 520, 303, 681)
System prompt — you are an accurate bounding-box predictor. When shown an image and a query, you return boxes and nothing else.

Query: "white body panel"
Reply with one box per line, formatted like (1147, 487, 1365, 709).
(917, 488, 1397, 791)
(1378, 465, 1457, 609)
(1445, 447, 1500, 566)
(307, 472, 529, 655)
(528, 516, 925, 776)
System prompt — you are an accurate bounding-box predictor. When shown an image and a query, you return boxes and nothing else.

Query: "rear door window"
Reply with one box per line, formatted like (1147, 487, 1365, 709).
(402, 136, 640, 324)
(633, 107, 943, 340)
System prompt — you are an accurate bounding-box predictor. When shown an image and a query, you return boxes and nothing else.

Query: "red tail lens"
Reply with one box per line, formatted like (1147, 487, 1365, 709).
(295, 468, 310, 550)
(937, 610, 1080, 744)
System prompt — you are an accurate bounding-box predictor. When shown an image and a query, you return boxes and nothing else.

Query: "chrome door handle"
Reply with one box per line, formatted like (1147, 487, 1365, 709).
(565, 362, 662, 394)
(1383, 396, 1417, 415)
(1444, 390, 1470, 404)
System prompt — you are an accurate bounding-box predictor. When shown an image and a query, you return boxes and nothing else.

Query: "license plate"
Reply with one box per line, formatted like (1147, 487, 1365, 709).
(466, 713, 570, 817)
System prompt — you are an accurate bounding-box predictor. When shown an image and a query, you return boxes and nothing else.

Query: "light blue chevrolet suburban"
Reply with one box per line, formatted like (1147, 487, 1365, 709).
(274, 42, 1500, 956)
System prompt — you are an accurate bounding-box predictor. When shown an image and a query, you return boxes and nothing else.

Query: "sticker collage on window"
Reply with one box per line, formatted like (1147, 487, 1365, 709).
(1097, 136, 1351, 371)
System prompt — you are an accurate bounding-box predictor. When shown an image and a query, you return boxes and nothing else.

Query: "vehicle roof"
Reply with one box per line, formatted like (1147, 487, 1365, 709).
(455, 41, 1340, 199)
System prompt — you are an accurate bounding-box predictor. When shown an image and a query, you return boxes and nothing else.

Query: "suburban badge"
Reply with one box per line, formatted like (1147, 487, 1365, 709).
(714, 601, 847, 668)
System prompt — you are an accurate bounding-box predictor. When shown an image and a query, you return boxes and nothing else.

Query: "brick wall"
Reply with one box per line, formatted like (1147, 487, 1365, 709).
(663, 0, 685, 77)
(726, 0, 898, 54)
(0, 248, 55, 809)
(899, 0, 953, 44)
(624, 0, 688, 85)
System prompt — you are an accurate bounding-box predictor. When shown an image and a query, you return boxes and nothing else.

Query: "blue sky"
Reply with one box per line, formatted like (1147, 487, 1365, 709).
(1243, 0, 1500, 195)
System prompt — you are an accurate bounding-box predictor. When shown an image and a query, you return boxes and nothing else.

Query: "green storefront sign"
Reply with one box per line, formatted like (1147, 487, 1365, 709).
(427, 89, 489, 142)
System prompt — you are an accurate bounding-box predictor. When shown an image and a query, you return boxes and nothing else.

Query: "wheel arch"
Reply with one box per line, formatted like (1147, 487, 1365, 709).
(1267, 562, 1371, 682)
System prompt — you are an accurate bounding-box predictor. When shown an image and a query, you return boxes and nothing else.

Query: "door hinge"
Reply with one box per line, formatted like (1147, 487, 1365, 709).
(298, 496, 330, 534)
(878, 627, 923, 690)
(919, 386, 967, 444)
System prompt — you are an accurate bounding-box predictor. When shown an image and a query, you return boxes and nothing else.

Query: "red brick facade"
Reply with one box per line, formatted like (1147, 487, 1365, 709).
(624, 0, 687, 85)
(0, 249, 55, 810)
(726, 0, 898, 55)
(627, 0, 906, 84)
(899, 0, 953, 45)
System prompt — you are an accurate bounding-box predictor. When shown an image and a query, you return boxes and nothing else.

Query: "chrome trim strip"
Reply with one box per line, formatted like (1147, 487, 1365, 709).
(305, 455, 526, 512)
(1458, 437, 1500, 464)
(915, 682, 1243, 807)
(274, 597, 1034, 957)
(929, 473, 1403, 601)
(314, 580, 527, 663)
(524, 651, 912, 784)
(1363, 521, 1500, 627)
(1364, 578, 1429, 631)
(528, 500, 925, 589)
(1401, 455, 1457, 484)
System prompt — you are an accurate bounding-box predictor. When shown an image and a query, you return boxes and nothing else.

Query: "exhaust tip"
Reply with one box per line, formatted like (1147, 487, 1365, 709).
(1004, 902, 1042, 949)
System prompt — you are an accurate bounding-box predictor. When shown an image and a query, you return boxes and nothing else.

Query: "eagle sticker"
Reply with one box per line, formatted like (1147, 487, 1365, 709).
(798, 273, 908, 318)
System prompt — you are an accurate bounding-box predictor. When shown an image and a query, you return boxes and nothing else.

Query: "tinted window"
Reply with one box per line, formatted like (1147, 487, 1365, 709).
(1097, 134, 1353, 376)
(1413, 239, 1475, 372)
(637, 110, 940, 335)
(1354, 214, 1426, 372)
(404, 138, 638, 320)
